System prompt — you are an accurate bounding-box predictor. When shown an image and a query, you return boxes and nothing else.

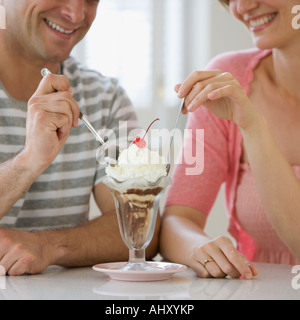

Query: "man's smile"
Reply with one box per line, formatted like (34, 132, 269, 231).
(44, 18, 76, 35)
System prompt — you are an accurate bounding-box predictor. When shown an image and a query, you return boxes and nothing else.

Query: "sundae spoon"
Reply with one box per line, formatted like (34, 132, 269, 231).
(166, 98, 185, 175)
(40, 68, 121, 164)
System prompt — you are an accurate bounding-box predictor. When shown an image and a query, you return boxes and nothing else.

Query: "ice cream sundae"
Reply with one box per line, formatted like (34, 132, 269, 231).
(100, 119, 171, 270)
(105, 118, 168, 183)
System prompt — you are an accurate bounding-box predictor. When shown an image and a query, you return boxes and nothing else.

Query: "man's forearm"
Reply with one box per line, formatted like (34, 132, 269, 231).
(41, 212, 161, 268)
(41, 214, 129, 267)
(0, 151, 40, 218)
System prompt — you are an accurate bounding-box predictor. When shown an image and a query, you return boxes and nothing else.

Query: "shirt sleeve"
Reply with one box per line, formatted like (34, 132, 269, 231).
(165, 105, 229, 215)
(165, 54, 234, 216)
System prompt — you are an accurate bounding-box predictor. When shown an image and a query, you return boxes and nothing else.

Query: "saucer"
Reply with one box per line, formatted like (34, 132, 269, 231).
(92, 261, 187, 282)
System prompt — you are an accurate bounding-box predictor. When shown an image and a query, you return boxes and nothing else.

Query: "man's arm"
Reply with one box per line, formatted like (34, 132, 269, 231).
(0, 74, 80, 219)
(0, 182, 160, 275)
(0, 184, 126, 275)
(44, 182, 161, 267)
(0, 152, 39, 218)
(43, 183, 129, 268)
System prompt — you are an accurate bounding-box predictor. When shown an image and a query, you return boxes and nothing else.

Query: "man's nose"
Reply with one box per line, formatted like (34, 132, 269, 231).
(60, 0, 85, 24)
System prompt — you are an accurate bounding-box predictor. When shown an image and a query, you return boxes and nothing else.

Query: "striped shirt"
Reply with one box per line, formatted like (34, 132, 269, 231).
(0, 56, 139, 231)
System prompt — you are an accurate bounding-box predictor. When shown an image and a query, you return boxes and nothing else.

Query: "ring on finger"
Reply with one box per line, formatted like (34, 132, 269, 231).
(203, 258, 215, 266)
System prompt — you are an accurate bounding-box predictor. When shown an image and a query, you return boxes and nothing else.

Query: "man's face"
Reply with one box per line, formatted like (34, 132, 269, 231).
(2, 0, 99, 63)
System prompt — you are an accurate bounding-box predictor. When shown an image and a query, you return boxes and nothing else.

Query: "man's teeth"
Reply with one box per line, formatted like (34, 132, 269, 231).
(46, 19, 74, 34)
(249, 14, 276, 28)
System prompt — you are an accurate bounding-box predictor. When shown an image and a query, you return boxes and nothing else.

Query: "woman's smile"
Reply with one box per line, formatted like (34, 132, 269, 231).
(247, 12, 278, 32)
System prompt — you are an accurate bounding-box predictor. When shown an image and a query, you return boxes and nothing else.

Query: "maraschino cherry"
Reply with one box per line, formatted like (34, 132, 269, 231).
(133, 118, 159, 149)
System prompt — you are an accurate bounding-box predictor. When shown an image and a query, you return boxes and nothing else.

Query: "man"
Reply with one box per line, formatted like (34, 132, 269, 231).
(0, 0, 160, 276)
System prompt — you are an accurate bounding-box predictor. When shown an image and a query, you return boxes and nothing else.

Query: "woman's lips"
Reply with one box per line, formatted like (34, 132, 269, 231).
(247, 13, 277, 32)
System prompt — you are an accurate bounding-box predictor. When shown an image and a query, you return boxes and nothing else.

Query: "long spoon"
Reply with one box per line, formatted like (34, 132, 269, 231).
(166, 98, 185, 174)
(40, 68, 121, 164)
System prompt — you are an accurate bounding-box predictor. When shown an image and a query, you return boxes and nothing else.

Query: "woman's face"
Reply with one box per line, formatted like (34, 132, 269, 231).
(228, 0, 300, 50)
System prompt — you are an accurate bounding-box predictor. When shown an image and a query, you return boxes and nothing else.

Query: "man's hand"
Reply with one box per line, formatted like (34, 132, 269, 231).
(22, 74, 81, 172)
(0, 228, 52, 276)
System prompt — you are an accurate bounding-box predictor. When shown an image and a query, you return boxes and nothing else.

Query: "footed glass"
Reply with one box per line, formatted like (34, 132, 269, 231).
(100, 175, 171, 271)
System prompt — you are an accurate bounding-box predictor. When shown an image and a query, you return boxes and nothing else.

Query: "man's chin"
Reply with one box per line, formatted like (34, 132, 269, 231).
(42, 50, 72, 64)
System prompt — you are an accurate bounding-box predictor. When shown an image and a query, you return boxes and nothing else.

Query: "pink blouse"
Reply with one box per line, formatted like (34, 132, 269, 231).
(165, 48, 299, 264)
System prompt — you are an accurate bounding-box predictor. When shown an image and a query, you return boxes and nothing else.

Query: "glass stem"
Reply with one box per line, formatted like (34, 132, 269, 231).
(128, 249, 146, 264)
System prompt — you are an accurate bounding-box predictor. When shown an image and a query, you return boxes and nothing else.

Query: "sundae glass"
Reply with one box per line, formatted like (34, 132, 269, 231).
(100, 174, 171, 272)
(93, 119, 186, 280)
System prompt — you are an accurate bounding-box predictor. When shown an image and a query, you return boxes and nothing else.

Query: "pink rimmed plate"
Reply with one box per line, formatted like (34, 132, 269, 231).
(92, 261, 187, 282)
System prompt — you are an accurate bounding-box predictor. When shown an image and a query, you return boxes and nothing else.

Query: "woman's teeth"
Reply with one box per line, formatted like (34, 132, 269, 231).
(45, 19, 74, 34)
(249, 14, 276, 28)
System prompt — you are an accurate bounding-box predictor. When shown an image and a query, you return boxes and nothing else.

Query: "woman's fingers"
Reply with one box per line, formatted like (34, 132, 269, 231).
(185, 81, 231, 113)
(191, 236, 258, 279)
(216, 236, 255, 279)
(177, 70, 223, 99)
(174, 71, 244, 117)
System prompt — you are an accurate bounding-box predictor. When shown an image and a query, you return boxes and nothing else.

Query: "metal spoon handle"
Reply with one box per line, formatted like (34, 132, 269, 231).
(41, 68, 106, 145)
(169, 98, 185, 151)
(41, 68, 51, 78)
(79, 113, 106, 145)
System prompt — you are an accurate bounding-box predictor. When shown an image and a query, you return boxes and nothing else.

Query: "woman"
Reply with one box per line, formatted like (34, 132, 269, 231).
(160, 0, 300, 279)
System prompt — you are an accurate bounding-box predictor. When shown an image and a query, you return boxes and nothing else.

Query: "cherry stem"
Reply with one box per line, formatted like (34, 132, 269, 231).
(142, 118, 159, 140)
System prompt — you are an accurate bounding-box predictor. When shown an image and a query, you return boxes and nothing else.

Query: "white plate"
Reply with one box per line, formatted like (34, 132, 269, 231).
(92, 261, 187, 282)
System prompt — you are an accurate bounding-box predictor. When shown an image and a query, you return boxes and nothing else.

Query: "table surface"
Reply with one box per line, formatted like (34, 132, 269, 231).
(0, 262, 299, 300)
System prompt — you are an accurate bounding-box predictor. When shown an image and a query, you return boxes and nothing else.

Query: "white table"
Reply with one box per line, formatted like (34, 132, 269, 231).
(0, 262, 299, 300)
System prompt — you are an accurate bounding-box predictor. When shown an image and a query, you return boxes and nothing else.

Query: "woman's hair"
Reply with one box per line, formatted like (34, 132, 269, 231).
(219, 0, 230, 7)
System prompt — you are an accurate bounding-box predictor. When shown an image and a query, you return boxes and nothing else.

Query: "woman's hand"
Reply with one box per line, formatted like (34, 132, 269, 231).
(189, 236, 258, 279)
(176, 70, 259, 130)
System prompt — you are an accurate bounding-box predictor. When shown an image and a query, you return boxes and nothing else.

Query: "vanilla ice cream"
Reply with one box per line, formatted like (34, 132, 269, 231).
(105, 143, 167, 183)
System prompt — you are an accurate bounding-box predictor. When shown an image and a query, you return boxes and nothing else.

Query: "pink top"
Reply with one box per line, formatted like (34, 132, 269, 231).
(236, 163, 299, 265)
(165, 48, 299, 265)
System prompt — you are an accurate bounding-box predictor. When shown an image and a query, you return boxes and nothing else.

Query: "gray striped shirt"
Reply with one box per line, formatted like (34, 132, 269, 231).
(0, 56, 139, 231)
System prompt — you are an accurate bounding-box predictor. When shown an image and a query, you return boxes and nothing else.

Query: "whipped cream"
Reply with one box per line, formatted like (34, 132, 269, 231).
(105, 143, 167, 182)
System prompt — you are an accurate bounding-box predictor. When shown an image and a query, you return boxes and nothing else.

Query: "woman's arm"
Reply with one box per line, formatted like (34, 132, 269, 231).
(242, 116, 300, 260)
(160, 205, 257, 279)
(178, 69, 300, 261)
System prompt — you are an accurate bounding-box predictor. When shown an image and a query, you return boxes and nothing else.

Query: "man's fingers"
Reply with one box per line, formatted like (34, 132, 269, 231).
(34, 74, 72, 96)
(29, 90, 80, 128)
